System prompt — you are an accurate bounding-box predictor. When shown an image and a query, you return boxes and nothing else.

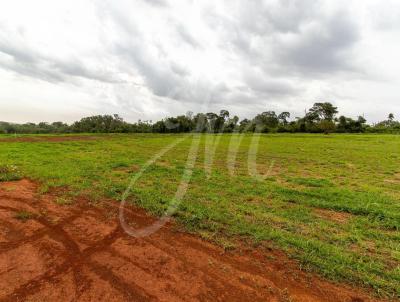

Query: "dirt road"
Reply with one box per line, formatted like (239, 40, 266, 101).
(0, 180, 379, 302)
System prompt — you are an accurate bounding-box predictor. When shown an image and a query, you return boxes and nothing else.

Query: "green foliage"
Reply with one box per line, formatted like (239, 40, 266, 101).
(254, 111, 279, 130)
(0, 121, 69, 134)
(336, 116, 367, 133)
(308, 102, 338, 122)
(318, 120, 336, 134)
(278, 111, 290, 124)
(0, 102, 398, 134)
(0, 165, 22, 181)
(71, 114, 129, 133)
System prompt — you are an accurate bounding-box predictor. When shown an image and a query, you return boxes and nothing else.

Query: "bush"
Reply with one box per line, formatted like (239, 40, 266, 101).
(277, 126, 290, 133)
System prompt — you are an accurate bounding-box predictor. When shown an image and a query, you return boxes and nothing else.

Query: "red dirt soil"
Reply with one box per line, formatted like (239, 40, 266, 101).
(0, 180, 383, 302)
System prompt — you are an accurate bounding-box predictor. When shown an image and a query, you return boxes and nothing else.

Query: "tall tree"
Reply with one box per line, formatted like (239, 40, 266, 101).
(254, 111, 279, 129)
(206, 113, 216, 131)
(308, 102, 338, 121)
(278, 112, 290, 125)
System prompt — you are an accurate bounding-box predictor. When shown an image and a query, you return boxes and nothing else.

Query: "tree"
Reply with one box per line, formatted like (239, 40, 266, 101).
(278, 112, 290, 125)
(318, 120, 335, 134)
(215, 110, 229, 132)
(373, 113, 400, 131)
(193, 113, 208, 132)
(308, 102, 338, 121)
(219, 110, 230, 121)
(152, 120, 167, 133)
(206, 112, 219, 133)
(336, 115, 367, 133)
(305, 110, 319, 123)
(224, 115, 239, 133)
(358, 116, 367, 124)
(238, 119, 253, 132)
(176, 115, 195, 132)
(71, 114, 128, 133)
(254, 111, 279, 131)
(4, 123, 16, 134)
(6, 103, 398, 134)
(186, 111, 193, 120)
(232, 115, 239, 125)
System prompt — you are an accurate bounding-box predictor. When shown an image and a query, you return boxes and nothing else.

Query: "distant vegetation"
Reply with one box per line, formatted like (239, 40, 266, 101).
(1, 102, 399, 134)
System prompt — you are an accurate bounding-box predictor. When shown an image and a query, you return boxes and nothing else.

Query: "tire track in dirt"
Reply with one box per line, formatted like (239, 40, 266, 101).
(0, 179, 386, 302)
(0, 204, 152, 301)
(0, 181, 153, 301)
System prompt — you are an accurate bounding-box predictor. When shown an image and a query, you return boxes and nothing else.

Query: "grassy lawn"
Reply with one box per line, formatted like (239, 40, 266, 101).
(0, 133, 399, 298)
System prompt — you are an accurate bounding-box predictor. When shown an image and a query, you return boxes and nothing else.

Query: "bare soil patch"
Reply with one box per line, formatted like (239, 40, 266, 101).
(313, 208, 352, 224)
(0, 180, 382, 302)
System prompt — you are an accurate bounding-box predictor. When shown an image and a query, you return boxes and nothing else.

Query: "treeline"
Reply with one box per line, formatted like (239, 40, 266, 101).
(1, 102, 399, 134)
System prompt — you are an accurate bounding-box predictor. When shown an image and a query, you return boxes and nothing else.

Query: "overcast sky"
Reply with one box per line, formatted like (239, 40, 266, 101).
(0, 0, 400, 124)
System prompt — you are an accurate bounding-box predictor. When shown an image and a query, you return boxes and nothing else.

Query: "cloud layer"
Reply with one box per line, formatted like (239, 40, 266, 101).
(0, 0, 400, 123)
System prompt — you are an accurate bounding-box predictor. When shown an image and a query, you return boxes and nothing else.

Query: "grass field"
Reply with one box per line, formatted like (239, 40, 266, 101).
(0, 133, 399, 298)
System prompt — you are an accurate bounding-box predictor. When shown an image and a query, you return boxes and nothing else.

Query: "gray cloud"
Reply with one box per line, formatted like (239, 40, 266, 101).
(104, 7, 210, 103)
(233, 0, 318, 35)
(175, 24, 201, 49)
(113, 40, 186, 100)
(0, 28, 123, 84)
(210, 0, 360, 77)
(273, 10, 360, 75)
(143, 0, 168, 7)
(0, 41, 37, 64)
(242, 67, 301, 96)
(0, 0, 399, 123)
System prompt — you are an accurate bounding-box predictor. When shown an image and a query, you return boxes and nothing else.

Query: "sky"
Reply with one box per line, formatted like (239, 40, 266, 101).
(0, 0, 400, 124)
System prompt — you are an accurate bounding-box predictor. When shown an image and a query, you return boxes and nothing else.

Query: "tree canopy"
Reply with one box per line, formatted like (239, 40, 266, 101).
(1, 102, 398, 134)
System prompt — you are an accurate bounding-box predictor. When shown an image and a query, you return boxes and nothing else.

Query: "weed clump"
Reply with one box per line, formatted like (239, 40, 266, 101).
(0, 165, 22, 182)
(14, 210, 34, 222)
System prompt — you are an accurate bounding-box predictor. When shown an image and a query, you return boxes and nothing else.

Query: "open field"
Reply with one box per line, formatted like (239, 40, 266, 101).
(0, 178, 378, 301)
(0, 133, 400, 300)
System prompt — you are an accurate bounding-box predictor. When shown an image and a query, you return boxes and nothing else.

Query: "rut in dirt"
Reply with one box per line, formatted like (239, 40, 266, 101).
(0, 179, 381, 302)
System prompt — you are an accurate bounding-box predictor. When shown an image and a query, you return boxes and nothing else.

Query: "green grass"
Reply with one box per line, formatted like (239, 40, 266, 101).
(14, 210, 34, 222)
(0, 133, 399, 298)
(0, 164, 22, 181)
